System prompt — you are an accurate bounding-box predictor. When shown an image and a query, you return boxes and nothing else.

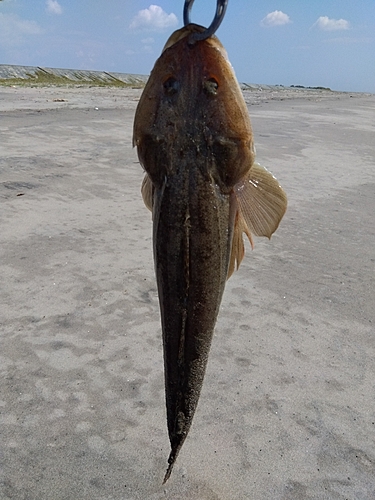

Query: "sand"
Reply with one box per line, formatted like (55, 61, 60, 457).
(1, 85, 375, 499)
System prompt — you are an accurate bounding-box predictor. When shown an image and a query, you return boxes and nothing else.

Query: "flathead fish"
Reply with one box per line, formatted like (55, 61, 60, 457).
(133, 24, 287, 482)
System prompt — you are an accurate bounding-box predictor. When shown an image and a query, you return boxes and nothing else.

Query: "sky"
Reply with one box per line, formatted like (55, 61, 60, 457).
(0, 0, 374, 92)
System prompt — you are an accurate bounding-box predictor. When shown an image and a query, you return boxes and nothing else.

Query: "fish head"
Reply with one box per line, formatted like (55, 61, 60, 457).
(133, 24, 255, 194)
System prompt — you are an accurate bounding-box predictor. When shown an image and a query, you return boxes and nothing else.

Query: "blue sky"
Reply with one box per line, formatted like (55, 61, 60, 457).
(0, 0, 374, 92)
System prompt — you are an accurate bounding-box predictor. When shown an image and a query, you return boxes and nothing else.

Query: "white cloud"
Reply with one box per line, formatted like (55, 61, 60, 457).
(130, 5, 178, 31)
(261, 10, 291, 27)
(313, 16, 350, 31)
(46, 0, 63, 15)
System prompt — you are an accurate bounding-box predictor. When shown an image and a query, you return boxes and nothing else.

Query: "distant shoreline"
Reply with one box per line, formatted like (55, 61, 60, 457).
(0, 64, 148, 88)
(1, 63, 370, 94)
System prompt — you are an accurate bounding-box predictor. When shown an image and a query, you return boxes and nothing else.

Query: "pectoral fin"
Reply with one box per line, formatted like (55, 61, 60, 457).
(227, 210, 254, 278)
(141, 173, 154, 212)
(228, 163, 287, 277)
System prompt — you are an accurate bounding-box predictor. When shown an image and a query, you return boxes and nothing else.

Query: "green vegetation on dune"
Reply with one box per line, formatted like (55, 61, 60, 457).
(0, 69, 145, 88)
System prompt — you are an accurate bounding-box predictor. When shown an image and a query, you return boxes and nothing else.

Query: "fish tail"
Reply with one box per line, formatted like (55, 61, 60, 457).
(163, 447, 180, 484)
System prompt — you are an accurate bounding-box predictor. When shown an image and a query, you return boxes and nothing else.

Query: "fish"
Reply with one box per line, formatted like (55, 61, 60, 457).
(133, 23, 287, 482)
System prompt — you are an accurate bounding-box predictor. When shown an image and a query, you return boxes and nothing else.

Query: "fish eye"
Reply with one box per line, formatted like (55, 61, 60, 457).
(203, 77, 219, 96)
(163, 77, 179, 95)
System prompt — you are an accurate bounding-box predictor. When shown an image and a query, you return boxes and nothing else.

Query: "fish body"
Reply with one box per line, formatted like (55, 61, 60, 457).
(133, 24, 287, 481)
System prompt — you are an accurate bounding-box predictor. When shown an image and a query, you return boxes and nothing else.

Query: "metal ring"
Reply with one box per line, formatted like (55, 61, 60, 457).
(183, 0, 228, 42)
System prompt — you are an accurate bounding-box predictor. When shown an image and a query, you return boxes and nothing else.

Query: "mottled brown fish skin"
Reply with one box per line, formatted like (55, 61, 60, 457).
(153, 160, 236, 478)
(133, 24, 256, 480)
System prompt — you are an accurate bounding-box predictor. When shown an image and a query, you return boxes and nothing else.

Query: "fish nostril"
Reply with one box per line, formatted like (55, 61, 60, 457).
(163, 77, 179, 95)
(203, 77, 219, 95)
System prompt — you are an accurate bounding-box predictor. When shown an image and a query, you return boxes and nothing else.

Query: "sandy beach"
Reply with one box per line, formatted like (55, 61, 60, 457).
(1, 85, 375, 499)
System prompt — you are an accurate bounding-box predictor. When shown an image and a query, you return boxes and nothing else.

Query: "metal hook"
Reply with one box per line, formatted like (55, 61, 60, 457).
(183, 0, 228, 42)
